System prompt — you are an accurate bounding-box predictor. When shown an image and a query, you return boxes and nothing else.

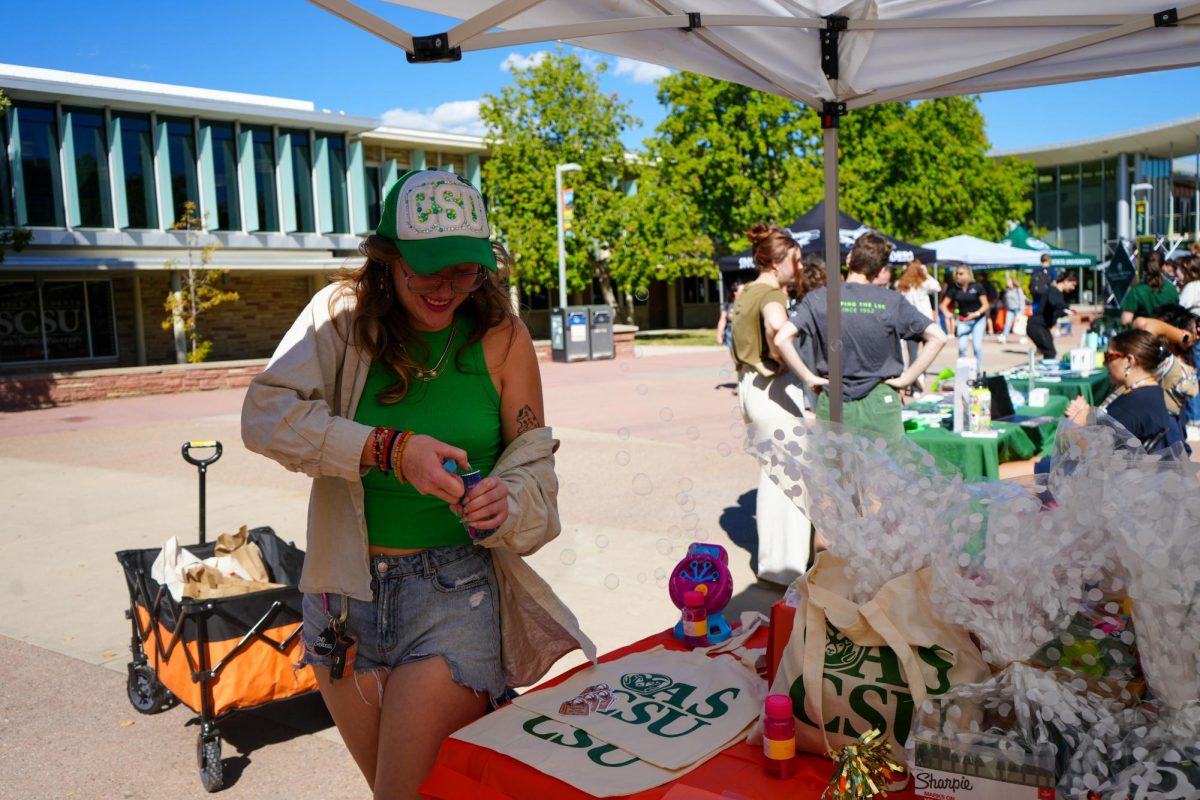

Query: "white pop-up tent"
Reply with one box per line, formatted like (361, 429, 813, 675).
(920, 234, 1043, 269)
(308, 0, 1200, 420)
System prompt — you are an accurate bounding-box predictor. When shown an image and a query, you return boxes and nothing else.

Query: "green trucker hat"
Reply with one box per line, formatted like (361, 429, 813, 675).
(376, 170, 497, 275)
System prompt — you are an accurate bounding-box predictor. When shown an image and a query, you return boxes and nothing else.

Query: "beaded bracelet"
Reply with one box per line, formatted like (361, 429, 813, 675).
(371, 426, 388, 473)
(380, 428, 400, 474)
(391, 430, 414, 483)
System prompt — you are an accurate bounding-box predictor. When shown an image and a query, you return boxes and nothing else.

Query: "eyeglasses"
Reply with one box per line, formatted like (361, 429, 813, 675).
(1103, 351, 1126, 364)
(399, 264, 485, 295)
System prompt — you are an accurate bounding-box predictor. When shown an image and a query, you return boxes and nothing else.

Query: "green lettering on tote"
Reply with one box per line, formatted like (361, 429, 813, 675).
(686, 686, 740, 720)
(646, 681, 697, 711)
(846, 683, 889, 738)
(891, 689, 916, 744)
(840, 644, 906, 688)
(587, 743, 642, 768)
(603, 694, 663, 726)
(790, 672, 843, 734)
(647, 707, 712, 738)
(522, 714, 592, 746)
(917, 645, 956, 695)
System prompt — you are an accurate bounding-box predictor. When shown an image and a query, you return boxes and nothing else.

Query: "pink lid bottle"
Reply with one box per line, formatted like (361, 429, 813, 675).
(681, 590, 708, 648)
(763, 694, 796, 779)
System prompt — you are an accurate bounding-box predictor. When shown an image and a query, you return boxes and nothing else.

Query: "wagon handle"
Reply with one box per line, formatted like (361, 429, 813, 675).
(182, 441, 222, 545)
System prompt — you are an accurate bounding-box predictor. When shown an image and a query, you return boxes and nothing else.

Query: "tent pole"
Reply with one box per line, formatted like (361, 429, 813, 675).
(824, 124, 843, 424)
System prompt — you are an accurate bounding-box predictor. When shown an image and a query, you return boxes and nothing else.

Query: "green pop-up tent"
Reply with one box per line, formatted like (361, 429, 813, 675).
(999, 225, 1097, 268)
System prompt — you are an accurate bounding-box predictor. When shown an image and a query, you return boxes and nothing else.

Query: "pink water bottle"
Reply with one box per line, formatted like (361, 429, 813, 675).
(681, 590, 708, 648)
(762, 694, 797, 779)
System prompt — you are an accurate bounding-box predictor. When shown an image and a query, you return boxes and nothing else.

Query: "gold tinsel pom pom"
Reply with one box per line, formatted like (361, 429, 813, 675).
(822, 729, 907, 800)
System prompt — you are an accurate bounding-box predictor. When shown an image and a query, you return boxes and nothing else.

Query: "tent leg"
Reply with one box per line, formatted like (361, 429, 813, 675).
(824, 126, 843, 424)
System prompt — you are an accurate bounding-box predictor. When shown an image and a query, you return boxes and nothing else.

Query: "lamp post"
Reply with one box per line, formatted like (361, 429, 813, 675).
(555, 163, 582, 310)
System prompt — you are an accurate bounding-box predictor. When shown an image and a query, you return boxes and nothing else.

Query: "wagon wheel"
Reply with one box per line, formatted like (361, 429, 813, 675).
(126, 663, 177, 714)
(197, 734, 224, 793)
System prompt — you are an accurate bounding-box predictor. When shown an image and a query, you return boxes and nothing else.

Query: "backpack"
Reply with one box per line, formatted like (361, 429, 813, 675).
(1029, 267, 1052, 301)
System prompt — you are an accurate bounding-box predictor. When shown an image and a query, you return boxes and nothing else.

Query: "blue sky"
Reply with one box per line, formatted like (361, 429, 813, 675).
(5, 1, 1199, 156)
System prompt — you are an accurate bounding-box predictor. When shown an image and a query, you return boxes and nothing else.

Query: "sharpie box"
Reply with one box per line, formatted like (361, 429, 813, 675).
(912, 734, 1057, 800)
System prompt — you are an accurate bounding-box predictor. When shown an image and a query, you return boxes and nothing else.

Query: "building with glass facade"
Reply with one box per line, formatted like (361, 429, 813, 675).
(996, 115, 1200, 300)
(0, 64, 490, 372)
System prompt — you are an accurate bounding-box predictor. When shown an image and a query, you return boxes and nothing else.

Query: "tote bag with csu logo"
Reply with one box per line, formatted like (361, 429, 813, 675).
(770, 553, 989, 763)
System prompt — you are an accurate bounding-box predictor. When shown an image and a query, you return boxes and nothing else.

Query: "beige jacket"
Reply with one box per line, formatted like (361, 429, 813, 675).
(241, 283, 595, 688)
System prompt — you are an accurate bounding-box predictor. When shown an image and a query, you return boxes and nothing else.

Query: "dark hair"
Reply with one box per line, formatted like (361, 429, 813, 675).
(1041, 253, 1052, 265)
(747, 223, 799, 274)
(794, 252, 827, 299)
(1150, 303, 1198, 331)
(1177, 255, 1200, 287)
(1142, 251, 1165, 291)
(847, 231, 892, 280)
(331, 234, 517, 404)
(1109, 328, 1169, 372)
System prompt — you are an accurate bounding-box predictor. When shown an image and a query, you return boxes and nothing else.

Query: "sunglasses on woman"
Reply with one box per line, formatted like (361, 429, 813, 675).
(1103, 351, 1126, 364)
(399, 265, 486, 295)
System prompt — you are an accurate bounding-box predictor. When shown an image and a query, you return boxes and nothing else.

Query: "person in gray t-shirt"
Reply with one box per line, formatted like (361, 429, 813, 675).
(774, 231, 947, 438)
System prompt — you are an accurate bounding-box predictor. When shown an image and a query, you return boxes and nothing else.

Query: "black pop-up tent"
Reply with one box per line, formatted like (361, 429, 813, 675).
(717, 201, 937, 273)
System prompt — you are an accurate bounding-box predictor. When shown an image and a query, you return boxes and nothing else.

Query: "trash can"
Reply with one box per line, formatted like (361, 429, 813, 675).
(551, 306, 591, 362)
(588, 305, 615, 360)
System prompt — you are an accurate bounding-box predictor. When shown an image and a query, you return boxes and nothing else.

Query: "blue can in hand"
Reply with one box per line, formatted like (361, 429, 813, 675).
(445, 460, 496, 541)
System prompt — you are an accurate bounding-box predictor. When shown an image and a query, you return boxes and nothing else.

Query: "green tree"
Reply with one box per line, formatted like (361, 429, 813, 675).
(648, 73, 823, 256)
(0, 89, 33, 264)
(161, 202, 239, 363)
(480, 50, 714, 321)
(839, 97, 1034, 243)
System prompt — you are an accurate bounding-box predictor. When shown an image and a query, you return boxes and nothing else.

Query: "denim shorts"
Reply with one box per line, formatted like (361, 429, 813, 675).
(300, 544, 505, 699)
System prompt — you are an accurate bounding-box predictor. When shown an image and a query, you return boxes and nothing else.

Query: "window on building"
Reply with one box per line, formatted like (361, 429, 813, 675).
(682, 276, 719, 304)
(364, 164, 382, 232)
(0, 117, 11, 225)
(1059, 163, 1080, 253)
(162, 117, 198, 226)
(321, 134, 350, 233)
(14, 102, 62, 226)
(115, 113, 157, 229)
(205, 121, 240, 231)
(66, 107, 111, 228)
(286, 129, 315, 233)
(247, 126, 278, 232)
(0, 279, 117, 363)
(1035, 170, 1058, 235)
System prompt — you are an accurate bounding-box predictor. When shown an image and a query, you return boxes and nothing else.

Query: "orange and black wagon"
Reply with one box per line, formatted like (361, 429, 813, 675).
(115, 442, 317, 792)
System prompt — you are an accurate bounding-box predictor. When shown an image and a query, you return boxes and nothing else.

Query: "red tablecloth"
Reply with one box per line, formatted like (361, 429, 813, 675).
(420, 626, 916, 799)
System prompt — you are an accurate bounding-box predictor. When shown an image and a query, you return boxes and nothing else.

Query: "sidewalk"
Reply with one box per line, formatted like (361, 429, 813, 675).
(0, 333, 1054, 797)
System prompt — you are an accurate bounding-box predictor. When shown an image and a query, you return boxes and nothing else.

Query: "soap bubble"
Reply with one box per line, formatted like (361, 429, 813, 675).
(685, 426, 700, 440)
(659, 407, 674, 422)
(560, 548, 577, 566)
(616, 451, 631, 466)
(654, 567, 667, 580)
(634, 287, 649, 302)
(619, 360, 631, 372)
(667, 525, 683, 540)
(636, 384, 649, 396)
(617, 427, 630, 441)
(730, 405, 742, 419)
(595, 534, 609, 549)
(682, 513, 699, 531)
(637, 572, 647, 583)
(717, 442, 732, 457)
(632, 473, 653, 495)
(604, 573, 620, 590)
(729, 421, 745, 438)
(680, 496, 696, 513)
(656, 539, 672, 555)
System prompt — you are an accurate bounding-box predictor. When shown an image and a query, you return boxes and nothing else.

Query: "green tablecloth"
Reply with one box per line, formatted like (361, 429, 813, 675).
(904, 400, 1065, 480)
(1007, 372, 1111, 405)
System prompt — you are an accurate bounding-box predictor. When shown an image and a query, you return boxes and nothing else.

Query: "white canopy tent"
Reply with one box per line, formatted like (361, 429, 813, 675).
(309, 0, 1200, 420)
(920, 234, 1043, 269)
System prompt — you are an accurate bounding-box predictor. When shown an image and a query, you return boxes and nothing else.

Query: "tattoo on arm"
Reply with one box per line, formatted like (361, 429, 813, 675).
(515, 404, 541, 435)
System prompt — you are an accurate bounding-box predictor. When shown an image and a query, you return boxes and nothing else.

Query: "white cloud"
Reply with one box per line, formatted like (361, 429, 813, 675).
(380, 100, 485, 136)
(501, 51, 549, 72)
(613, 57, 671, 84)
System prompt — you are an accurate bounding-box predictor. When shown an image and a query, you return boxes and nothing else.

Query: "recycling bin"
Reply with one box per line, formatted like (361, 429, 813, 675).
(551, 306, 591, 362)
(588, 305, 614, 360)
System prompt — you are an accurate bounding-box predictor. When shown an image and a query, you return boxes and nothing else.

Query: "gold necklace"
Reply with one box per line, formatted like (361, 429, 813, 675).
(414, 322, 457, 382)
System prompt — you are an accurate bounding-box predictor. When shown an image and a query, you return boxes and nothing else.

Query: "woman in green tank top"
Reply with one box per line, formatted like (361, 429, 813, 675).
(249, 170, 549, 797)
